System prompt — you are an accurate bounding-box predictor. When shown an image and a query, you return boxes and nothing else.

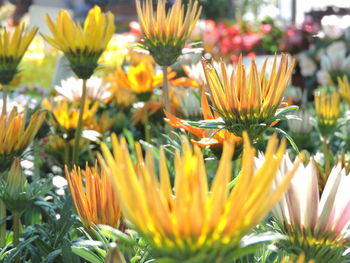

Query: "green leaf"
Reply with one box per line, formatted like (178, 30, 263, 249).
(99, 225, 139, 247)
(71, 247, 104, 263)
(187, 119, 225, 129)
(4, 236, 38, 262)
(274, 106, 299, 120)
(267, 127, 300, 154)
(43, 249, 62, 263)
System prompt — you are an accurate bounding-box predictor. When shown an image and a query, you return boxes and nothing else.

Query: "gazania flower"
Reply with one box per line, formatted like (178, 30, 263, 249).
(287, 110, 314, 151)
(267, 156, 350, 262)
(136, 0, 202, 66)
(320, 41, 350, 84)
(65, 162, 121, 228)
(99, 132, 296, 261)
(202, 54, 295, 138)
(0, 108, 46, 170)
(165, 89, 242, 149)
(55, 77, 111, 102)
(43, 99, 99, 133)
(338, 75, 350, 106)
(43, 6, 115, 79)
(0, 24, 37, 85)
(115, 60, 176, 95)
(314, 90, 340, 139)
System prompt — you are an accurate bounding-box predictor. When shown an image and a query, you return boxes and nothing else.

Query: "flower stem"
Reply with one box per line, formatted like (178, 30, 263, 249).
(162, 66, 170, 114)
(0, 200, 6, 247)
(144, 105, 150, 143)
(322, 136, 330, 178)
(13, 211, 20, 263)
(72, 78, 88, 166)
(162, 66, 173, 137)
(64, 142, 70, 168)
(33, 139, 40, 179)
(2, 85, 7, 116)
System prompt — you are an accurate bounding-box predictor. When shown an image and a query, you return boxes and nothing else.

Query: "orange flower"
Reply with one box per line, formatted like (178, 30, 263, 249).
(165, 88, 242, 148)
(115, 60, 176, 93)
(135, 0, 201, 66)
(203, 54, 295, 137)
(65, 162, 121, 228)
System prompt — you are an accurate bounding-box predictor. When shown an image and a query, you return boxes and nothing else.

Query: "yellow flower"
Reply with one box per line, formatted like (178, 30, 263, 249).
(0, 24, 37, 84)
(136, 0, 202, 65)
(115, 60, 176, 95)
(314, 90, 340, 138)
(43, 99, 99, 133)
(65, 162, 121, 228)
(0, 108, 45, 170)
(99, 133, 297, 261)
(22, 36, 45, 65)
(99, 34, 130, 68)
(202, 54, 295, 137)
(43, 6, 115, 79)
(338, 75, 350, 105)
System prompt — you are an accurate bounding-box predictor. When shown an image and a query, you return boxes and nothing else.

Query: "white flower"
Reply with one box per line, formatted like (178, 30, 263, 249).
(297, 53, 317, 77)
(320, 41, 350, 73)
(327, 41, 346, 57)
(257, 154, 350, 249)
(184, 61, 235, 87)
(287, 109, 313, 134)
(183, 62, 206, 87)
(55, 77, 111, 102)
(178, 88, 201, 118)
(316, 69, 329, 86)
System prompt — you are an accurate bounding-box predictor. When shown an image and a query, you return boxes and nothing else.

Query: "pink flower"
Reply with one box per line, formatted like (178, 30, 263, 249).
(261, 24, 272, 34)
(242, 33, 260, 51)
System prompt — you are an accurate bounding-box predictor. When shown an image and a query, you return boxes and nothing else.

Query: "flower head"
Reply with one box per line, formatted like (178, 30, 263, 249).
(65, 162, 121, 228)
(99, 132, 296, 261)
(269, 156, 350, 262)
(1, 157, 25, 211)
(115, 60, 175, 96)
(320, 41, 350, 84)
(0, 24, 37, 84)
(44, 6, 115, 79)
(136, 0, 202, 65)
(0, 108, 46, 170)
(43, 99, 99, 134)
(314, 90, 340, 139)
(55, 77, 111, 102)
(0, 157, 49, 213)
(202, 54, 295, 137)
(287, 109, 314, 151)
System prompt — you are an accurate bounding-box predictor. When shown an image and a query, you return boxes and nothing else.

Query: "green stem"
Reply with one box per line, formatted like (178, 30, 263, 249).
(64, 141, 70, 169)
(33, 139, 40, 179)
(144, 105, 150, 143)
(13, 211, 20, 263)
(322, 137, 330, 178)
(162, 66, 173, 138)
(72, 78, 88, 166)
(0, 200, 5, 247)
(162, 66, 170, 114)
(2, 85, 7, 116)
